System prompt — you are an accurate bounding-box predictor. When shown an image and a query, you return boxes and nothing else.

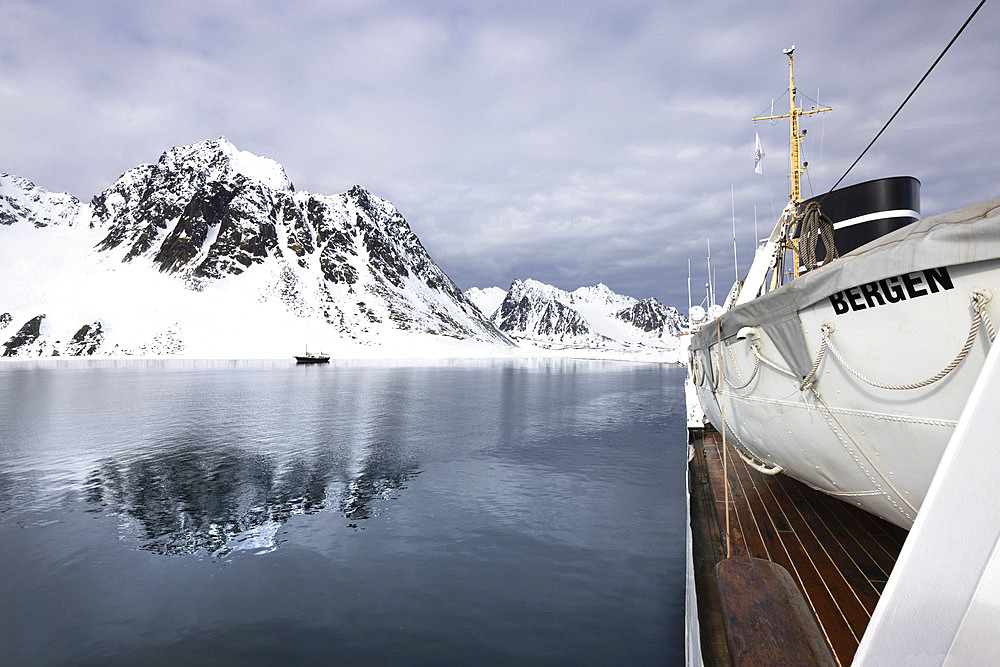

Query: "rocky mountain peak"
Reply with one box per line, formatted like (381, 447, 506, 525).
(157, 137, 293, 192)
(1, 138, 513, 356)
(469, 279, 685, 354)
(571, 283, 614, 299)
(614, 297, 685, 336)
(492, 280, 590, 340)
(511, 278, 567, 303)
(347, 184, 375, 211)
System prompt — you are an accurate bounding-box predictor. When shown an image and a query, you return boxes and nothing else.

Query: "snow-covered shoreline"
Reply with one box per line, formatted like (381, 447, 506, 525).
(0, 346, 684, 365)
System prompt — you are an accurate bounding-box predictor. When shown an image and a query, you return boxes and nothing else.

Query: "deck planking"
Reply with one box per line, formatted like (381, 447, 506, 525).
(691, 427, 908, 666)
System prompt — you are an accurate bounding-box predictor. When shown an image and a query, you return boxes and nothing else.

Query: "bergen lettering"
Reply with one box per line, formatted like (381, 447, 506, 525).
(829, 267, 954, 315)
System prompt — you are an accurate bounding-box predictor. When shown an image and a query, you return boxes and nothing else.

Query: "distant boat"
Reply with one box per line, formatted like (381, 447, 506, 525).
(294, 346, 330, 364)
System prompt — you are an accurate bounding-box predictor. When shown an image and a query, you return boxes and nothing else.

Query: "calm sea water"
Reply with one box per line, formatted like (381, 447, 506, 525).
(0, 359, 687, 665)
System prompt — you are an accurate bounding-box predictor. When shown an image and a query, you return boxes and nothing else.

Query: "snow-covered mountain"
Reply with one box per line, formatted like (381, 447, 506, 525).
(1, 138, 512, 358)
(467, 279, 686, 353)
(464, 286, 507, 319)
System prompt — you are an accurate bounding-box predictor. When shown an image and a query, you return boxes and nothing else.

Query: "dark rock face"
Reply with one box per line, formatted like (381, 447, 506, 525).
(66, 322, 104, 356)
(0, 312, 11, 329)
(496, 296, 591, 336)
(492, 281, 591, 338)
(281, 196, 314, 264)
(615, 298, 685, 336)
(538, 301, 590, 336)
(94, 164, 174, 257)
(94, 147, 288, 280)
(0, 202, 17, 226)
(3, 314, 45, 356)
(319, 242, 359, 285)
(91, 144, 406, 296)
(153, 181, 236, 272)
(196, 181, 282, 278)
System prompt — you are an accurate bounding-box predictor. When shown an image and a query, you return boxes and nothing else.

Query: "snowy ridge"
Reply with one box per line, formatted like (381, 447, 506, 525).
(465, 286, 508, 318)
(1, 138, 513, 358)
(472, 279, 686, 355)
(216, 137, 291, 190)
(1, 173, 91, 228)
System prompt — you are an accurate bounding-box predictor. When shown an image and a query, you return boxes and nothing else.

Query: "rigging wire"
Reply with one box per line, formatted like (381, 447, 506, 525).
(818, 88, 826, 165)
(796, 90, 824, 107)
(752, 89, 790, 123)
(823, 0, 987, 197)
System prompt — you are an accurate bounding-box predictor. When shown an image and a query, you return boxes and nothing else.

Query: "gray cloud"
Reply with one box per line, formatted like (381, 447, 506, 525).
(2, 0, 997, 309)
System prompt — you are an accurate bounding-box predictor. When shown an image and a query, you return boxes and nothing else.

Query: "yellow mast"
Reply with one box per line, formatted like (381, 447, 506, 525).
(752, 46, 831, 287)
(752, 46, 831, 205)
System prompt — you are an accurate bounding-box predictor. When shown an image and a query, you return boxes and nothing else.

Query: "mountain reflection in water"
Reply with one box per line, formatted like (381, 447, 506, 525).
(83, 440, 419, 557)
(0, 361, 684, 664)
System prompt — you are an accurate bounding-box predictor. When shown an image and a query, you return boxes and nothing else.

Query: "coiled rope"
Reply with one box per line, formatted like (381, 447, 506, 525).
(797, 201, 839, 271)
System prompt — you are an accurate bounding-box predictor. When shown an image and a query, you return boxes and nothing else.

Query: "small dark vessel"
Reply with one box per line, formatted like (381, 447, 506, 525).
(294, 350, 330, 364)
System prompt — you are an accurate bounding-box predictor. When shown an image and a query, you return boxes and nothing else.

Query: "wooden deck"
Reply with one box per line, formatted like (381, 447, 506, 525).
(689, 426, 909, 666)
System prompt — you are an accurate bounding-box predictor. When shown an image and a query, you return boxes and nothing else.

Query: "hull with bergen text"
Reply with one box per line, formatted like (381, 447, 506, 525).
(689, 198, 1000, 529)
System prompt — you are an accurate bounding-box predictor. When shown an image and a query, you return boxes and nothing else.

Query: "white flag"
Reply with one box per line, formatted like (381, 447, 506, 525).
(754, 131, 765, 174)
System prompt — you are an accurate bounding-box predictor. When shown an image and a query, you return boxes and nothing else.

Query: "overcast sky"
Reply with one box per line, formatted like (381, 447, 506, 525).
(2, 0, 997, 309)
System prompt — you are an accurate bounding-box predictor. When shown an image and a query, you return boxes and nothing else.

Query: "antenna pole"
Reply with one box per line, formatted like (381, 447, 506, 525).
(687, 259, 693, 314)
(707, 238, 714, 305)
(754, 205, 759, 246)
(731, 183, 739, 280)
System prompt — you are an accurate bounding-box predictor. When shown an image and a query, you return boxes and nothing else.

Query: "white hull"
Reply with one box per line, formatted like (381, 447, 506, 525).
(678, 333, 705, 429)
(688, 199, 1000, 528)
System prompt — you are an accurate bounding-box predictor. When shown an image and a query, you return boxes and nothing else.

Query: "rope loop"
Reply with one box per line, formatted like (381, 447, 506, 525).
(750, 340, 797, 378)
(691, 353, 707, 387)
(819, 290, 991, 391)
(971, 288, 996, 343)
(720, 340, 761, 390)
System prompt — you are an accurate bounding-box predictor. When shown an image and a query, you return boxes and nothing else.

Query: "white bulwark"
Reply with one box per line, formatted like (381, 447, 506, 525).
(854, 326, 1000, 663)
